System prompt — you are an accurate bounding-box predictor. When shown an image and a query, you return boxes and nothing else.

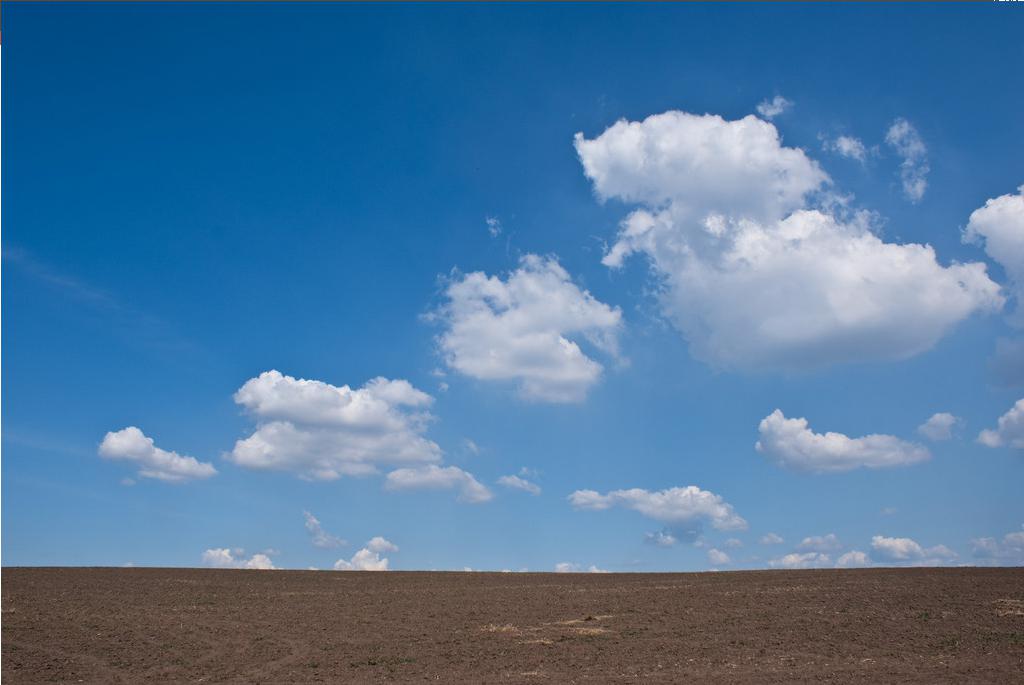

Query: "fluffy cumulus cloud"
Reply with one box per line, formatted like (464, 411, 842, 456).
(366, 536, 399, 553)
(568, 485, 747, 531)
(917, 412, 961, 441)
(384, 465, 493, 503)
(334, 537, 398, 571)
(978, 399, 1024, 448)
(303, 511, 346, 549)
(707, 548, 731, 566)
(797, 533, 842, 552)
(227, 371, 441, 481)
(578, 112, 828, 243)
(202, 548, 276, 570)
(99, 427, 216, 483)
(756, 95, 792, 120)
(769, 552, 831, 569)
(835, 550, 871, 568)
(964, 185, 1024, 322)
(822, 134, 868, 162)
(756, 409, 930, 472)
(760, 532, 785, 545)
(885, 118, 929, 202)
(497, 474, 541, 495)
(576, 110, 1001, 372)
(870, 535, 957, 564)
(970, 526, 1024, 564)
(434, 255, 623, 403)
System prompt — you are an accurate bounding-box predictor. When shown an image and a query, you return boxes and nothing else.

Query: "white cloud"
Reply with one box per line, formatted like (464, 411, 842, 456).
(885, 118, 929, 202)
(485, 216, 502, 238)
(434, 255, 623, 403)
(568, 485, 747, 531)
(769, 552, 831, 569)
(969, 537, 1001, 559)
(384, 465, 493, 503)
(227, 371, 441, 481)
(303, 511, 346, 549)
(964, 185, 1024, 323)
(202, 548, 276, 570)
(576, 110, 1001, 372)
(797, 533, 842, 552)
(201, 548, 236, 567)
(870, 535, 957, 564)
(835, 550, 870, 568)
(970, 526, 1024, 563)
(723, 538, 743, 549)
(554, 562, 608, 573)
(334, 550, 387, 571)
(707, 548, 731, 566)
(926, 546, 961, 562)
(644, 530, 678, 547)
(366, 536, 399, 554)
(965, 187, 1024, 384)
(917, 412, 961, 441)
(756, 409, 930, 472)
(760, 532, 784, 545)
(578, 112, 826, 235)
(756, 95, 792, 120)
(823, 134, 868, 162)
(497, 474, 541, 495)
(244, 554, 275, 570)
(99, 427, 216, 483)
(463, 438, 481, 455)
(978, 398, 1024, 448)
(333, 537, 398, 571)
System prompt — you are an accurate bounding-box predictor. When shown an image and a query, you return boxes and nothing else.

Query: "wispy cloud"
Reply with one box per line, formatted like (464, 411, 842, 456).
(497, 474, 541, 495)
(303, 511, 347, 549)
(485, 216, 502, 238)
(756, 95, 793, 120)
(885, 118, 929, 202)
(3, 246, 202, 357)
(821, 134, 870, 162)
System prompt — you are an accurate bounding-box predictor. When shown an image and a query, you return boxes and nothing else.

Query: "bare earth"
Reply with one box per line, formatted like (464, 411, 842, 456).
(2, 567, 1023, 683)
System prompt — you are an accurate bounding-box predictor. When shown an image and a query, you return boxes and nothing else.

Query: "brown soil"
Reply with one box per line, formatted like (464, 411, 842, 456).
(3, 567, 1023, 682)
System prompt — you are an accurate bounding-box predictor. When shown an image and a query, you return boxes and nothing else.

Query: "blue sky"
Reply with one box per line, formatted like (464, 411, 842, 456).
(3, 3, 1023, 572)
